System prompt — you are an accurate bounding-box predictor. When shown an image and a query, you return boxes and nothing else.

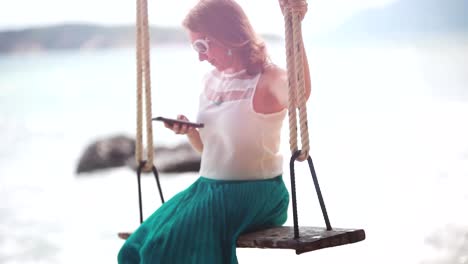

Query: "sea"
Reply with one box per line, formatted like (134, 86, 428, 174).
(1, 38, 467, 264)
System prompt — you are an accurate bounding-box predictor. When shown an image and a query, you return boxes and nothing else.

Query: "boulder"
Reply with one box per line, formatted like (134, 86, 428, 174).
(76, 134, 201, 175)
(150, 143, 201, 173)
(76, 135, 135, 174)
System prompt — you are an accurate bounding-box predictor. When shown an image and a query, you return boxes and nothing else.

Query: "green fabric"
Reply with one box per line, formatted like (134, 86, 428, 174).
(118, 175, 289, 264)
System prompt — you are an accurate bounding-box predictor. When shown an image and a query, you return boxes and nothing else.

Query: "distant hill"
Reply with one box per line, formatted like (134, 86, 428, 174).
(0, 24, 281, 54)
(313, 0, 468, 44)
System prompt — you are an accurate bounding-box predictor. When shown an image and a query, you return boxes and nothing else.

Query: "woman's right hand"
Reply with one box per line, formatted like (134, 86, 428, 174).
(163, 114, 197, 136)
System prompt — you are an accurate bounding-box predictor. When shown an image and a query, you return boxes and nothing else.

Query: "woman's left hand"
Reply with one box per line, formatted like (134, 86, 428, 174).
(164, 114, 196, 136)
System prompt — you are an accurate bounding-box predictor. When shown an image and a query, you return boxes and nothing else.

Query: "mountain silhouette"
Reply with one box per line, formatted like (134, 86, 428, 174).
(0, 24, 281, 54)
(314, 0, 468, 43)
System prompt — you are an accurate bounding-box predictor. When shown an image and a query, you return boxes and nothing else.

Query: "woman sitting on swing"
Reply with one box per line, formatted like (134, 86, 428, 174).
(118, 0, 310, 263)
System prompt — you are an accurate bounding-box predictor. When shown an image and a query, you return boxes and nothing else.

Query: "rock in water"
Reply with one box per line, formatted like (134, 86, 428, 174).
(76, 135, 135, 174)
(154, 143, 200, 173)
(125, 143, 201, 174)
(76, 135, 201, 175)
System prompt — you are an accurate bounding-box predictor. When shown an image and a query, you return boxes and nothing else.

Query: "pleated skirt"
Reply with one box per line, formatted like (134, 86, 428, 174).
(118, 175, 289, 264)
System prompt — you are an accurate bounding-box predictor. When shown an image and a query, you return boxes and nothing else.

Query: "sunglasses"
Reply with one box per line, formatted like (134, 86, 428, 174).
(192, 38, 210, 54)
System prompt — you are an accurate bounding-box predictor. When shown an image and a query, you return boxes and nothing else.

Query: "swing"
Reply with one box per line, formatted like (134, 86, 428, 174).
(118, 0, 365, 255)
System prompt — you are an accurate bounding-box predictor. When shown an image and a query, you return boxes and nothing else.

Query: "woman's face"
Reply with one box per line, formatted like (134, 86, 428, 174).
(188, 31, 233, 71)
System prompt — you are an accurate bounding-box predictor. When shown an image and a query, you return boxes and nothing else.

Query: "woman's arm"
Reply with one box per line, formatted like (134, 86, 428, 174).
(186, 130, 203, 153)
(260, 52, 311, 113)
(277, 0, 311, 104)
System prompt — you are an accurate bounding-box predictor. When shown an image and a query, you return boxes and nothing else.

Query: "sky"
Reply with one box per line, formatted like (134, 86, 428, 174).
(0, 0, 396, 34)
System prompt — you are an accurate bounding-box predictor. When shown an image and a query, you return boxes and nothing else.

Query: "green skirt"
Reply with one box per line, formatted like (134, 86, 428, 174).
(118, 175, 289, 264)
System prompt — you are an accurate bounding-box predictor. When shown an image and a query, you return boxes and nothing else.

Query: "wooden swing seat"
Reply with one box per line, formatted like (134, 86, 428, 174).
(118, 225, 365, 254)
(237, 226, 365, 254)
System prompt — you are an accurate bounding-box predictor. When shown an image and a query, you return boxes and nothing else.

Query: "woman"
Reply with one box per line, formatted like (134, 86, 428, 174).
(118, 0, 310, 263)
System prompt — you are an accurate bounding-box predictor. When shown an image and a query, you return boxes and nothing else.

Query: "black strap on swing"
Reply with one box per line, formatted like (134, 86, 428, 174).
(136, 161, 165, 223)
(289, 150, 331, 236)
(236, 150, 365, 254)
(118, 161, 165, 239)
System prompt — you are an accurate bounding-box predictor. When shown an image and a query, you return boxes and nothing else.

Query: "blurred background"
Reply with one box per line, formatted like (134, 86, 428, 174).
(1, 0, 467, 263)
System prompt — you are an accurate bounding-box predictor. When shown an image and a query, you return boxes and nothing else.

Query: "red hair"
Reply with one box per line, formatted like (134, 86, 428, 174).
(183, 0, 269, 75)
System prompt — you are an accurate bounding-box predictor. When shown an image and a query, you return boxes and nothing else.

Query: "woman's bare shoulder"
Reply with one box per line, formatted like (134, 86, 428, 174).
(253, 64, 289, 113)
(262, 63, 287, 83)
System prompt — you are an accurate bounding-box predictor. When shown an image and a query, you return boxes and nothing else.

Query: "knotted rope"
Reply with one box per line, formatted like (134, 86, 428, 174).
(283, 0, 310, 161)
(135, 0, 154, 171)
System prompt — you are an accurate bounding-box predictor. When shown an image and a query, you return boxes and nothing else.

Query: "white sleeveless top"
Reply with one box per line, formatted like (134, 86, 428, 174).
(196, 68, 287, 180)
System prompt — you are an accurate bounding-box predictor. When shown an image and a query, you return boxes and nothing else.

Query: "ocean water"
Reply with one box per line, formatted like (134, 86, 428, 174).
(1, 40, 468, 264)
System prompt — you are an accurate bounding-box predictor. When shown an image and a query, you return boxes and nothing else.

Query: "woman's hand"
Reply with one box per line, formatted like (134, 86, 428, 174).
(164, 114, 204, 153)
(278, 0, 308, 20)
(164, 114, 197, 136)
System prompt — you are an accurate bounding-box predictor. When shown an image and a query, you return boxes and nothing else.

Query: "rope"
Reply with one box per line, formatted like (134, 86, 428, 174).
(136, 0, 154, 172)
(283, 0, 310, 162)
(284, 0, 330, 239)
(134, 0, 165, 224)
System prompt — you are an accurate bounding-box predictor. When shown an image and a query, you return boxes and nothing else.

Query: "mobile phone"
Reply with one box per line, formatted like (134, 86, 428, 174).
(152, 116, 204, 128)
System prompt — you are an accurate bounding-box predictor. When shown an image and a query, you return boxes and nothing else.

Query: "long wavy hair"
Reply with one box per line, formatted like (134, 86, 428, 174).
(182, 0, 269, 75)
